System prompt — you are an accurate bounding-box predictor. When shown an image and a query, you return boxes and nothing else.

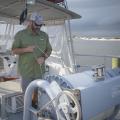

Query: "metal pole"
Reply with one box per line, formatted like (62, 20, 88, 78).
(23, 80, 50, 120)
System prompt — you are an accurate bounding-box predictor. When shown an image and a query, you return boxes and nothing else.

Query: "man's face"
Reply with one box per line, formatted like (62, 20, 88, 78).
(31, 21, 42, 33)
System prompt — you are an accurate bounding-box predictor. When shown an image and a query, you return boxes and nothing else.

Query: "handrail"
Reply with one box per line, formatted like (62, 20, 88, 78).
(74, 53, 120, 59)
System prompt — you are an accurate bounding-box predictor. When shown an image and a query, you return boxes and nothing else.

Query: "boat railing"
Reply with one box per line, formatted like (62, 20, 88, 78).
(73, 53, 120, 72)
(74, 53, 120, 59)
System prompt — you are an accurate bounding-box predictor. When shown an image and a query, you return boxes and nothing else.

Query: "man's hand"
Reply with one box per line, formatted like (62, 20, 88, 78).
(37, 57, 45, 64)
(24, 46, 35, 52)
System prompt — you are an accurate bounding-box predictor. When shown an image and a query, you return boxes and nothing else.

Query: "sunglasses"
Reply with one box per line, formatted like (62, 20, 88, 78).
(34, 22, 42, 27)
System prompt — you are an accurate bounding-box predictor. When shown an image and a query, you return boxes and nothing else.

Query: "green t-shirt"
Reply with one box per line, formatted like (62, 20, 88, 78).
(12, 28, 52, 79)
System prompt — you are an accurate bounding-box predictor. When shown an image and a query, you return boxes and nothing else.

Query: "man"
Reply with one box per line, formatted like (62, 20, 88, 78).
(12, 12, 52, 107)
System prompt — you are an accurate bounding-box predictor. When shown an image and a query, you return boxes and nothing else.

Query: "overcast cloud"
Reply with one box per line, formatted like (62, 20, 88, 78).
(67, 0, 120, 37)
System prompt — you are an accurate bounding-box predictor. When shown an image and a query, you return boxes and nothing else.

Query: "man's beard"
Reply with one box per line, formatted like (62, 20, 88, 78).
(31, 26, 40, 34)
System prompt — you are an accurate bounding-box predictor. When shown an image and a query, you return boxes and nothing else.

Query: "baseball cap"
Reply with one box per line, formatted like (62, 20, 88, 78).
(30, 12, 44, 26)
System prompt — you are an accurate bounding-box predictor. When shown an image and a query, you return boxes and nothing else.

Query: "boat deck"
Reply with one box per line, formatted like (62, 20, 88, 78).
(0, 80, 23, 120)
(0, 81, 120, 120)
(7, 112, 23, 120)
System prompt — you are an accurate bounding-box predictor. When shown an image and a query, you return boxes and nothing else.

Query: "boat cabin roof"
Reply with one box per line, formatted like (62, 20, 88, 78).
(0, 0, 81, 25)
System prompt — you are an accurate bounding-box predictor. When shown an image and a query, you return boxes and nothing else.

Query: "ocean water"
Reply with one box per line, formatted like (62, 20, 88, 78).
(73, 38, 120, 71)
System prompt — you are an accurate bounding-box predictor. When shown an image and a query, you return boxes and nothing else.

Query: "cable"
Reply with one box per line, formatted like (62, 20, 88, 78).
(19, 1, 28, 24)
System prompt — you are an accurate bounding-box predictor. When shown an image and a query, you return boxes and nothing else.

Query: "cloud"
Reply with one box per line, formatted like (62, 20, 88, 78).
(68, 0, 120, 9)
(67, 0, 120, 37)
(71, 21, 120, 37)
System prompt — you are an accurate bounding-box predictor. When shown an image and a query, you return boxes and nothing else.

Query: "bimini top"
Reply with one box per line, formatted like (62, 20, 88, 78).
(0, 0, 81, 25)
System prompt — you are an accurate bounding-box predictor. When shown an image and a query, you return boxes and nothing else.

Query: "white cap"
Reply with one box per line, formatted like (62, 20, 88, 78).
(30, 12, 44, 25)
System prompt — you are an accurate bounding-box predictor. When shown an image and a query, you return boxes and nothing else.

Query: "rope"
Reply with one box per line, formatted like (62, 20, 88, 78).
(32, 39, 47, 77)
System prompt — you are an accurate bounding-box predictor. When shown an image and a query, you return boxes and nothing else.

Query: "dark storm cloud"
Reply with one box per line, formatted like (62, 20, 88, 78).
(67, 0, 120, 37)
(68, 0, 120, 9)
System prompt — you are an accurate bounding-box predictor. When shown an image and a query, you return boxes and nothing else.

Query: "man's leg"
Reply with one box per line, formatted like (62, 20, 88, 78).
(21, 78, 33, 92)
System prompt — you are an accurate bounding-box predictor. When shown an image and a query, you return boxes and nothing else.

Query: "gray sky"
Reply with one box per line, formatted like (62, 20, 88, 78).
(67, 0, 120, 37)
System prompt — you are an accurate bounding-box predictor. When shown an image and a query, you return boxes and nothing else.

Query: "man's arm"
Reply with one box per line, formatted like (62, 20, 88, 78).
(12, 31, 35, 55)
(12, 46, 35, 55)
